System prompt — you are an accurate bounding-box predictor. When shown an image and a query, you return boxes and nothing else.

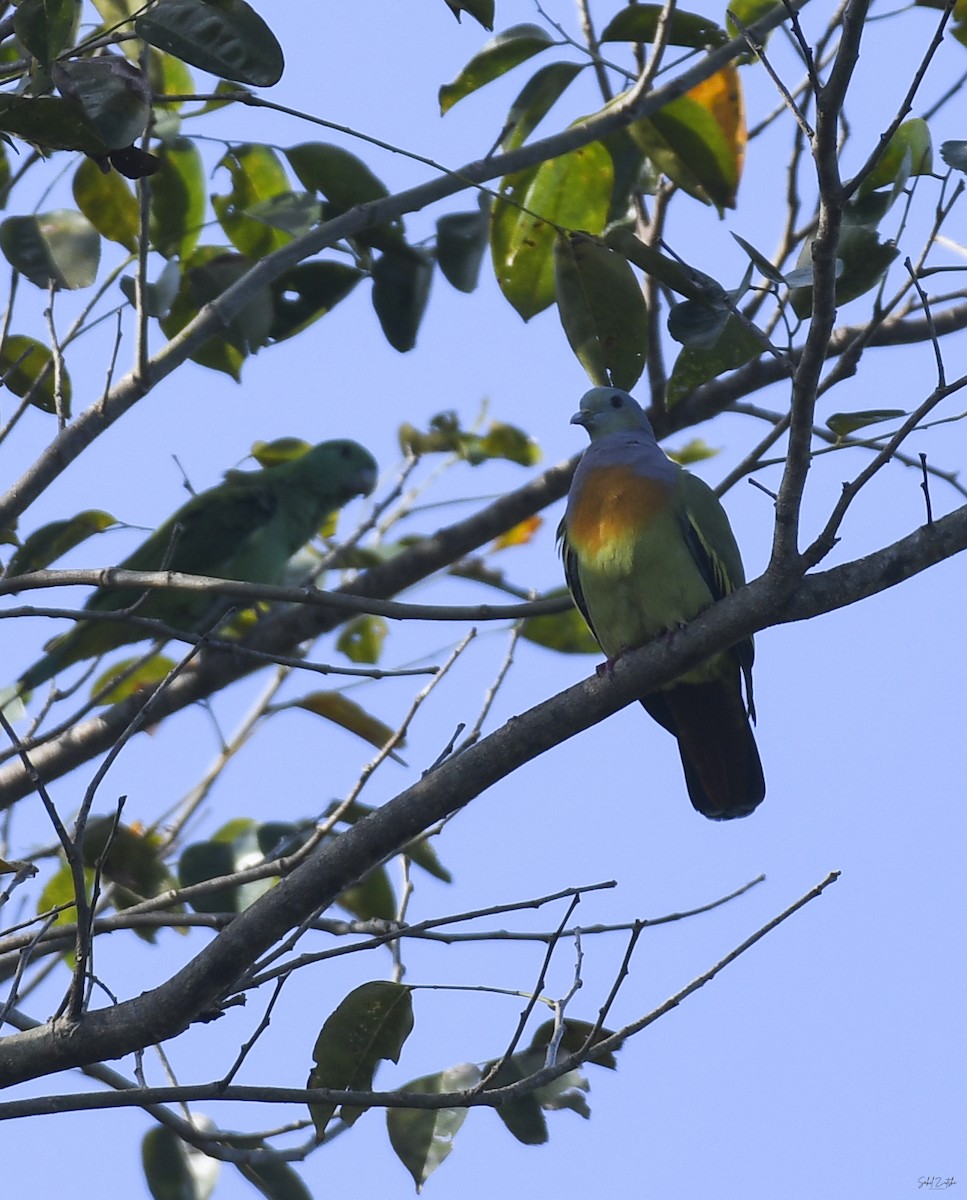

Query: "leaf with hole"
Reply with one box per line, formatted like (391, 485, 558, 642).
(212, 144, 293, 258)
(308, 981, 415, 1136)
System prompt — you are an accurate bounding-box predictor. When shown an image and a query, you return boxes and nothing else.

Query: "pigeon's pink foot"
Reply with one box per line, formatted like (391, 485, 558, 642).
(596, 648, 630, 677)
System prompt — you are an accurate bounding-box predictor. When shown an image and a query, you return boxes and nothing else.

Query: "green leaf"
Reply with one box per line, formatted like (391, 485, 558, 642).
(336, 615, 389, 664)
(0, 94, 106, 156)
(337, 864, 396, 922)
(436, 204, 489, 293)
(149, 136, 205, 259)
(249, 437, 312, 468)
(308, 981, 415, 1136)
(527, 1017, 623, 1068)
(0, 209, 100, 290)
(521, 590, 599, 654)
(287, 691, 398, 752)
(826, 408, 906, 438)
(243, 191, 321, 238)
(398, 412, 539, 465)
(492, 139, 614, 320)
(142, 1126, 220, 1200)
(135, 0, 284, 87)
(726, 0, 784, 54)
(554, 231, 648, 388)
(286, 142, 388, 209)
(731, 232, 786, 286)
(402, 833, 452, 884)
(81, 817, 173, 908)
(149, 48, 196, 109)
(501, 60, 585, 151)
(90, 654, 178, 704)
(386, 1064, 481, 1189)
(371, 245, 433, 352)
(73, 156, 139, 252)
(119, 259, 182, 319)
(285, 142, 400, 249)
(268, 261, 363, 341)
(160, 247, 272, 376)
(599, 5, 728, 46)
(0, 334, 72, 415)
(666, 297, 730, 348)
(91, 0, 140, 36)
(6, 509, 117, 577)
(666, 314, 762, 407)
(439, 24, 556, 113)
(52, 56, 151, 149)
(940, 139, 967, 172)
(481, 1054, 548, 1144)
(478, 421, 541, 466)
(789, 226, 899, 318)
(236, 1157, 311, 1200)
(858, 117, 933, 197)
(256, 821, 311, 860)
(442, 0, 494, 29)
(14, 0, 78, 68)
(179, 819, 274, 914)
(212, 144, 293, 258)
(37, 861, 89, 938)
(666, 437, 719, 466)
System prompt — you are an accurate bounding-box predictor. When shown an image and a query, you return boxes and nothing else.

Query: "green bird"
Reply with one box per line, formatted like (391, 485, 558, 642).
(17, 439, 378, 695)
(559, 387, 765, 820)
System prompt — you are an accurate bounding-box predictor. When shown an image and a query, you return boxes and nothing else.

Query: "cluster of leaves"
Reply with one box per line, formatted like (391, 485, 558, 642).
(306, 982, 621, 1190)
(138, 983, 619, 1197)
(437, 10, 946, 410)
(0, 1, 944, 421)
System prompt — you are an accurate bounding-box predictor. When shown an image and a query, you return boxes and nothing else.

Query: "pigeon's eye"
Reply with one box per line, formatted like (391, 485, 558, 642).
(609, 393, 624, 409)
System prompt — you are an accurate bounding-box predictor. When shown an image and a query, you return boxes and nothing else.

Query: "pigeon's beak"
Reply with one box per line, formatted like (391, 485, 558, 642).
(570, 409, 591, 428)
(357, 464, 378, 497)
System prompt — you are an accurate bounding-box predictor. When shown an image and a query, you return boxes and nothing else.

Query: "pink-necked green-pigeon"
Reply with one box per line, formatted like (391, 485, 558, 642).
(559, 387, 764, 820)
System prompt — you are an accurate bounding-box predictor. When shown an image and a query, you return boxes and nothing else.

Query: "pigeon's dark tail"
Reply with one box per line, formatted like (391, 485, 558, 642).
(642, 681, 765, 820)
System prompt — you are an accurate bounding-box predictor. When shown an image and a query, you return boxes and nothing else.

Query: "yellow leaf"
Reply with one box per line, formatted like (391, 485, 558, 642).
(689, 64, 746, 190)
(291, 690, 400, 752)
(493, 515, 542, 550)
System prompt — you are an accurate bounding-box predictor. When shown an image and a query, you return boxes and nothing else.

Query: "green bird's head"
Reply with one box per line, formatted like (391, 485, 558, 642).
(298, 439, 379, 502)
(570, 387, 656, 442)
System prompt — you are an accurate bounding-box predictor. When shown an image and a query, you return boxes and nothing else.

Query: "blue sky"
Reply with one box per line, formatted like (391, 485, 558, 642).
(2, 3, 965, 1198)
